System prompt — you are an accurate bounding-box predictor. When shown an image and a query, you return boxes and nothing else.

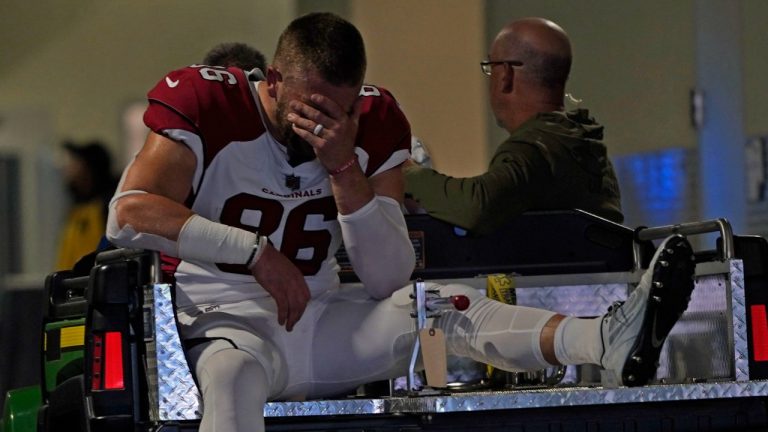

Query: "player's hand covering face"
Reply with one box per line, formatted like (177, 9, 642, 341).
(279, 69, 362, 172)
(275, 92, 316, 166)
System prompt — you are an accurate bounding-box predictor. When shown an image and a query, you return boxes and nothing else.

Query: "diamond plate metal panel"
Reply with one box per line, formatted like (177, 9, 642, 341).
(265, 399, 388, 417)
(512, 264, 740, 385)
(730, 259, 749, 380)
(656, 272, 732, 383)
(263, 381, 768, 417)
(154, 283, 202, 420)
(515, 283, 628, 317)
(432, 381, 768, 412)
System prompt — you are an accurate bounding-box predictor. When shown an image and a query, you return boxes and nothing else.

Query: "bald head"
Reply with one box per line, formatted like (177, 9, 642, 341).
(492, 17, 572, 92)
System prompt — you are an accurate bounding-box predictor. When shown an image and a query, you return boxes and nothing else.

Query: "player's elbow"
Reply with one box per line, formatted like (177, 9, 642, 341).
(361, 248, 416, 299)
(105, 195, 143, 247)
(338, 195, 416, 298)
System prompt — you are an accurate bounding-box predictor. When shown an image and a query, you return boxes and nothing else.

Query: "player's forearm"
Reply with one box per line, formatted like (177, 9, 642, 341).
(106, 192, 193, 257)
(110, 193, 192, 241)
(328, 164, 376, 215)
(339, 196, 415, 299)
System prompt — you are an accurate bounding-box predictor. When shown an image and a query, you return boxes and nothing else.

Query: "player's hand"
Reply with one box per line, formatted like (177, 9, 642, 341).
(286, 94, 363, 174)
(250, 243, 311, 332)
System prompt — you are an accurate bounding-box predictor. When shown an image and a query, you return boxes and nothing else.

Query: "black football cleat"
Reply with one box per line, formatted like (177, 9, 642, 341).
(599, 234, 696, 387)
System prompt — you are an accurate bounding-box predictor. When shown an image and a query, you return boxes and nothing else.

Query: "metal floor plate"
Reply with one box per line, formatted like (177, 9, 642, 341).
(264, 380, 768, 417)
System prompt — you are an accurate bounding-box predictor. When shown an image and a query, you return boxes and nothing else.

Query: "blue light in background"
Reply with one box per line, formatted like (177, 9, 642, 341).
(614, 148, 693, 228)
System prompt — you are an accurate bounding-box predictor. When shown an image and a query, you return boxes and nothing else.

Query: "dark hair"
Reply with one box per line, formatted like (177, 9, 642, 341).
(203, 42, 267, 71)
(274, 12, 366, 87)
(63, 139, 118, 201)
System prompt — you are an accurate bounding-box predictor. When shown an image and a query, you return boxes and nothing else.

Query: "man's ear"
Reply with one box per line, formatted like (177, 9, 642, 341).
(501, 65, 515, 93)
(266, 66, 281, 98)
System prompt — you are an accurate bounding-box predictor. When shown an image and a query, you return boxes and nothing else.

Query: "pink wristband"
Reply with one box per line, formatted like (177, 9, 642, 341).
(328, 155, 358, 176)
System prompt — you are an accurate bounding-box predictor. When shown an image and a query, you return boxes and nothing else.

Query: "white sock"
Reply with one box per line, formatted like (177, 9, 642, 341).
(553, 316, 603, 366)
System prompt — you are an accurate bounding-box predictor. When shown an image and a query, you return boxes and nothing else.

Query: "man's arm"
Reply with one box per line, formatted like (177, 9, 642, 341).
(289, 94, 415, 298)
(403, 144, 550, 235)
(108, 131, 310, 331)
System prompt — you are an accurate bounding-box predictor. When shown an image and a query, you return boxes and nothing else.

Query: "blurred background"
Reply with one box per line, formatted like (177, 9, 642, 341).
(1, 0, 767, 409)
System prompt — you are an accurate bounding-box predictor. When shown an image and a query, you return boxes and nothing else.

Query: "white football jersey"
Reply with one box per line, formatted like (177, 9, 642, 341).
(144, 65, 411, 306)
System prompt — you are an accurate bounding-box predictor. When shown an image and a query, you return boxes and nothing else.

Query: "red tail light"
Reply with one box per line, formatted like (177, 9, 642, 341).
(104, 331, 125, 390)
(751, 305, 768, 362)
(91, 331, 125, 390)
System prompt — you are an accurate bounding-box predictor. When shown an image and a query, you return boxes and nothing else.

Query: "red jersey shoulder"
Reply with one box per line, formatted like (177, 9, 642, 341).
(356, 85, 411, 175)
(144, 66, 265, 163)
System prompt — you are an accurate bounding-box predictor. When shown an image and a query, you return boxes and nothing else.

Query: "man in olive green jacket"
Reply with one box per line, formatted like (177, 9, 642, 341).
(405, 17, 622, 235)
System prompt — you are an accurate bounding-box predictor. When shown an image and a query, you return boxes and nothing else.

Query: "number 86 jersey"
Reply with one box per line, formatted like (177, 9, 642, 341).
(143, 65, 411, 307)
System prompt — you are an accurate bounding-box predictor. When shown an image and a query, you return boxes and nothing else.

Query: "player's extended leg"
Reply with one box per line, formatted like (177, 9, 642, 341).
(308, 287, 419, 397)
(308, 234, 695, 394)
(542, 234, 696, 386)
(437, 234, 696, 387)
(434, 286, 558, 370)
(308, 282, 560, 397)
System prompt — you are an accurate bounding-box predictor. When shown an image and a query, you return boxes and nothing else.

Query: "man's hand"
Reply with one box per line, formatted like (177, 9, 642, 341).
(251, 243, 311, 332)
(403, 196, 426, 215)
(286, 94, 362, 173)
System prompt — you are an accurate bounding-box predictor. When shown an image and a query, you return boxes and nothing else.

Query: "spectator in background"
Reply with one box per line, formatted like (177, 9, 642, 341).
(203, 41, 267, 73)
(56, 140, 118, 270)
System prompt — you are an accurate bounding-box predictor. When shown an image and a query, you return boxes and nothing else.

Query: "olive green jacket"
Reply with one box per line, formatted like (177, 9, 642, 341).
(404, 109, 623, 235)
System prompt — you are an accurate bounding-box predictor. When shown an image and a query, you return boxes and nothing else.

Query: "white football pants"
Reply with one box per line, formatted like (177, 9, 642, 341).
(177, 282, 556, 432)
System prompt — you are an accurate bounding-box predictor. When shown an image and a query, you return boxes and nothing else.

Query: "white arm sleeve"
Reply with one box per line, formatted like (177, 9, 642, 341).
(338, 195, 415, 299)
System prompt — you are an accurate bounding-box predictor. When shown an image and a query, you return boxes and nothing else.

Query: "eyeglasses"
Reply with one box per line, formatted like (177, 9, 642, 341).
(480, 60, 523, 76)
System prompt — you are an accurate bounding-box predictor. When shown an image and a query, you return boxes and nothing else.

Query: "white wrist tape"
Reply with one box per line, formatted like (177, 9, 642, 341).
(177, 214, 259, 265)
(338, 195, 415, 299)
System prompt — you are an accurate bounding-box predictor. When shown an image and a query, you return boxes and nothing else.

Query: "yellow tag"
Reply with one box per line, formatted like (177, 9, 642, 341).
(486, 273, 516, 304)
(486, 274, 515, 378)
(420, 328, 447, 388)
